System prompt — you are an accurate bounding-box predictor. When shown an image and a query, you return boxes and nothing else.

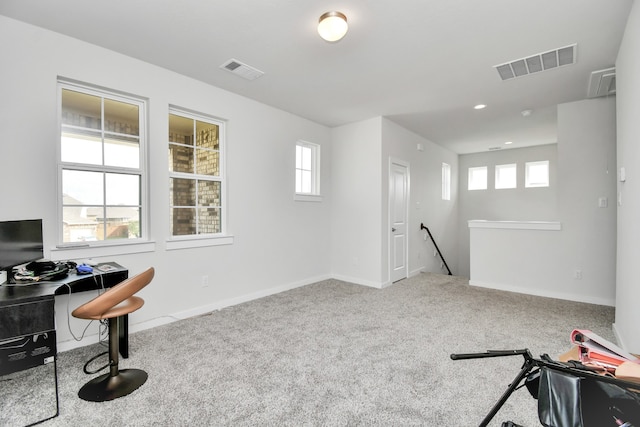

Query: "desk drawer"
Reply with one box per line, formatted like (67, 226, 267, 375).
(0, 298, 54, 340)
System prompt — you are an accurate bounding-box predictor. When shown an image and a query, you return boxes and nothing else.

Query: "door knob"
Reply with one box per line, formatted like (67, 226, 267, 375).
(392, 228, 396, 232)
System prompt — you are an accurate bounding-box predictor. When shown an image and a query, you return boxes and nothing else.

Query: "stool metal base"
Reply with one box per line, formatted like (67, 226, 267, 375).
(78, 368, 147, 402)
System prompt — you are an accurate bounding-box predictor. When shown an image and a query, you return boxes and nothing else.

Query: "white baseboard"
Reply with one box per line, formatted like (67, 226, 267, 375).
(56, 315, 178, 353)
(171, 273, 331, 320)
(57, 274, 331, 353)
(59, 272, 455, 353)
(469, 280, 615, 307)
(409, 267, 425, 278)
(331, 274, 384, 289)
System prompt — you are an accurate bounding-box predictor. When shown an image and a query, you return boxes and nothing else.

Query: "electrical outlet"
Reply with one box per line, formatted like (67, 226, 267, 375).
(574, 270, 582, 280)
(201, 275, 209, 288)
(598, 197, 608, 208)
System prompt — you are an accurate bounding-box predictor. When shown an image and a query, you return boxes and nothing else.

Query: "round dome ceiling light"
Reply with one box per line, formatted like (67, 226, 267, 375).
(318, 11, 348, 42)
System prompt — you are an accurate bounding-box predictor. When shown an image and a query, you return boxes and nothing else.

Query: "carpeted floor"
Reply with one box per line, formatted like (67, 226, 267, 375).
(1, 273, 616, 426)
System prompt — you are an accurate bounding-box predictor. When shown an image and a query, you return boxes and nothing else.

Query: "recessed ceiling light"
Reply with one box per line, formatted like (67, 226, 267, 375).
(474, 104, 486, 110)
(504, 141, 513, 145)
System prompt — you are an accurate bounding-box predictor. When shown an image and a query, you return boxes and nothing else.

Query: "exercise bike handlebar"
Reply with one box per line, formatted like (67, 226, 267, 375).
(450, 349, 533, 361)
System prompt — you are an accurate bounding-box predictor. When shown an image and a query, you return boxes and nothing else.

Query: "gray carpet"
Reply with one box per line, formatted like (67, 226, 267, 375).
(1, 273, 616, 426)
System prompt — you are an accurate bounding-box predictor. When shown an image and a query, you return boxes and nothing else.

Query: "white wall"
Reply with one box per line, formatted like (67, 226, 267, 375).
(0, 16, 332, 346)
(461, 97, 617, 306)
(381, 118, 458, 278)
(468, 222, 589, 301)
(615, 0, 640, 353)
(329, 117, 459, 287)
(330, 118, 383, 286)
(458, 144, 559, 277)
(557, 97, 617, 306)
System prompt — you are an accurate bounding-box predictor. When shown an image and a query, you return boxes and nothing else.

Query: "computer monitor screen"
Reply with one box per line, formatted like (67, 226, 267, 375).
(0, 219, 44, 270)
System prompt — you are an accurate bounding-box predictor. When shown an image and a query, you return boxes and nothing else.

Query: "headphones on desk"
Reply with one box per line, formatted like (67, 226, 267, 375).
(15, 261, 70, 282)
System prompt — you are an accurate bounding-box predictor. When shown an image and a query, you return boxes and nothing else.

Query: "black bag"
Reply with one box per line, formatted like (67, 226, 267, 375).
(537, 367, 640, 427)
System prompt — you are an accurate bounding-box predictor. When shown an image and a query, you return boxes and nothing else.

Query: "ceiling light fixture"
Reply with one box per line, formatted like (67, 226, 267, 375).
(504, 141, 513, 145)
(474, 104, 486, 110)
(318, 11, 348, 42)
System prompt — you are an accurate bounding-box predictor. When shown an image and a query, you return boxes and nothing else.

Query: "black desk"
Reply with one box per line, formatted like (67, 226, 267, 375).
(0, 263, 128, 425)
(0, 262, 129, 360)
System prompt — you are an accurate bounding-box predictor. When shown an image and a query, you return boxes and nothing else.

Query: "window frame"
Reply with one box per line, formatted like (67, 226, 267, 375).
(495, 163, 517, 189)
(167, 106, 231, 248)
(294, 140, 322, 202)
(55, 79, 151, 255)
(468, 166, 488, 191)
(525, 160, 550, 188)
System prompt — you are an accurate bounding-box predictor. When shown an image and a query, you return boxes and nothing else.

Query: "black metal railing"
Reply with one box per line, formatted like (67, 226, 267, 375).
(420, 223, 452, 275)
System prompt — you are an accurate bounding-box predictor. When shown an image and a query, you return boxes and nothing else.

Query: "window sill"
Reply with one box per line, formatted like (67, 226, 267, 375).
(294, 194, 323, 202)
(166, 235, 234, 251)
(50, 240, 156, 261)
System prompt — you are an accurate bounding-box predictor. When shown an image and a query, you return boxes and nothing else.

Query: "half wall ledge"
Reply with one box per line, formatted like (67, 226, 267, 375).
(468, 220, 561, 231)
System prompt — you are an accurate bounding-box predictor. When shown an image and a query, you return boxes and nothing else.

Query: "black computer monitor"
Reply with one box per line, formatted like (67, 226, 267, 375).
(0, 219, 44, 273)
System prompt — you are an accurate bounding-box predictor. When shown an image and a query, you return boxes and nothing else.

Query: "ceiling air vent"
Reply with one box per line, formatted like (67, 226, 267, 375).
(495, 44, 577, 81)
(587, 67, 616, 98)
(220, 59, 264, 81)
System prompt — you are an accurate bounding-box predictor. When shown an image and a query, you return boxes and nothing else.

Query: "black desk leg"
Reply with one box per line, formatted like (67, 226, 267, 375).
(25, 357, 59, 426)
(118, 314, 129, 359)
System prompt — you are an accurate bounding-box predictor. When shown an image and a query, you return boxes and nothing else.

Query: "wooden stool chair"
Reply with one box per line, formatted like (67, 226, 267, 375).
(72, 267, 154, 402)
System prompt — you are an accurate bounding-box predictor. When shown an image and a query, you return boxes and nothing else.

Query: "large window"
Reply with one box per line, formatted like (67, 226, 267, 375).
(58, 81, 145, 244)
(295, 140, 321, 201)
(169, 109, 225, 236)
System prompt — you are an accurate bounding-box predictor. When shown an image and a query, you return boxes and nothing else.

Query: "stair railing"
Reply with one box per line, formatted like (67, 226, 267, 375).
(420, 223, 452, 275)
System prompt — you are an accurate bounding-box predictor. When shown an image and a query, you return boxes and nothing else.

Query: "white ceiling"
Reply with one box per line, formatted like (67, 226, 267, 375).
(0, 0, 632, 154)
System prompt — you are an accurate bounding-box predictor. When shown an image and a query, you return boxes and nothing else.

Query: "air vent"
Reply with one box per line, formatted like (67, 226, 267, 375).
(495, 44, 577, 81)
(220, 59, 264, 81)
(587, 67, 616, 98)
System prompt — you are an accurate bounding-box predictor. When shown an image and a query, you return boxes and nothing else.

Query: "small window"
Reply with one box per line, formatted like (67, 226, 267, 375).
(295, 141, 321, 198)
(468, 166, 487, 190)
(442, 163, 451, 200)
(495, 163, 517, 189)
(526, 161, 549, 188)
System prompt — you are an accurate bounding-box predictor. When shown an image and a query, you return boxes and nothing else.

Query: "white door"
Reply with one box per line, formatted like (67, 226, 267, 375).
(390, 161, 409, 283)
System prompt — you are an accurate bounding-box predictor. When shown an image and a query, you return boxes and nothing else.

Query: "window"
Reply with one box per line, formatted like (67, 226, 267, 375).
(526, 161, 549, 188)
(295, 141, 321, 201)
(169, 109, 225, 237)
(442, 163, 451, 200)
(495, 163, 517, 189)
(468, 166, 487, 190)
(58, 81, 145, 245)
